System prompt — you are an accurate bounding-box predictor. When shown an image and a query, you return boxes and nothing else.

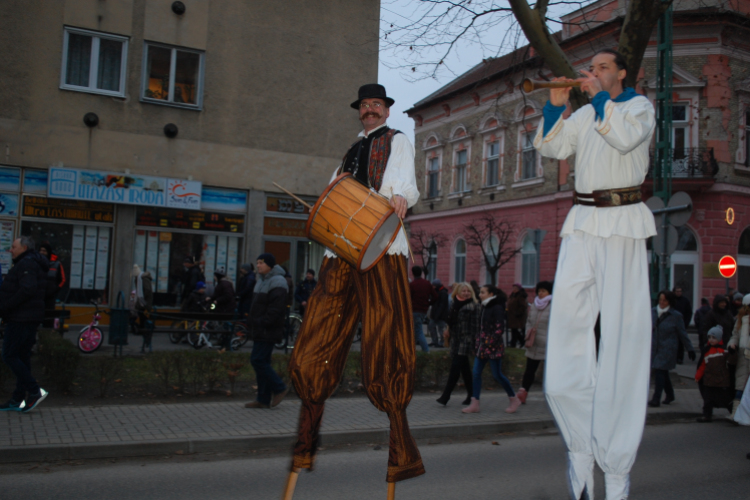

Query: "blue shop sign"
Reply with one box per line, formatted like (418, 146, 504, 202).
(47, 167, 202, 209)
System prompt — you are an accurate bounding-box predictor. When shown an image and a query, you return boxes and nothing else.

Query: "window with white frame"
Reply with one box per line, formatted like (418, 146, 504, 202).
(454, 239, 466, 283)
(454, 149, 468, 192)
(672, 104, 689, 160)
(61, 27, 128, 97)
(142, 43, 204, 108)
(427, 242, 438, 280)
(521, 233, 537, 287)
(486, 140, 500, 186)
(427, 157, 440, 198)
(522, 133, 537, 180)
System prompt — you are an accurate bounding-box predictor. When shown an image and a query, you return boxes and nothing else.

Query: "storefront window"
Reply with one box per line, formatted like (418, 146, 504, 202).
(21, 220, 112, 305)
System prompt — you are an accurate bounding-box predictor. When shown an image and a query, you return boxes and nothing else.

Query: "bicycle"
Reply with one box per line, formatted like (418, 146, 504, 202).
(275, 312, 303, 350)
(78, 301, 104, 353)
(189, 320, 248, 351)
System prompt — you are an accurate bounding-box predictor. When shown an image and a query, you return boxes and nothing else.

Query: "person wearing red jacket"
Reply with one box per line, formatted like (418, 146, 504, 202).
(695, 325, 735, 422)
(409, 266, 437, 353)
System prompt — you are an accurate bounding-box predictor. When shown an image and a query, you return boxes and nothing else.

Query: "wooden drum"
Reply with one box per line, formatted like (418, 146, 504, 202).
(306, 173, 400, 272)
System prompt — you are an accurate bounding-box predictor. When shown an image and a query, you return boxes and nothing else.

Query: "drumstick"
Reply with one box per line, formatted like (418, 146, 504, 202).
(273, 182, 313, 210)
(391, 188, 415, 263)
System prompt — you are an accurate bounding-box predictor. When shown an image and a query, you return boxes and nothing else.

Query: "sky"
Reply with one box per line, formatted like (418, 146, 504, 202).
(376, 1, 595, 143)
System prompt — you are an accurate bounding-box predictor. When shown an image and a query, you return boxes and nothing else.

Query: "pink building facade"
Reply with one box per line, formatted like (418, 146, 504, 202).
(405, 0, 750, 309)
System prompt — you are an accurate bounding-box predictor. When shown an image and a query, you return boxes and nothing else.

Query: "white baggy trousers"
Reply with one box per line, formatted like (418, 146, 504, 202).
(545, 231, 651, 500)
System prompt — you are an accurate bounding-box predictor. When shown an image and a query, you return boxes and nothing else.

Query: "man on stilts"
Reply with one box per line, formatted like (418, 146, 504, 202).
(534, 49, 656, 500)
(283, 83, 423, 498)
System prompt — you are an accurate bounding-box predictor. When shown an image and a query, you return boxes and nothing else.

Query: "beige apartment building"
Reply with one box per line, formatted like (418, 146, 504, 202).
(0, 0, 380, 313)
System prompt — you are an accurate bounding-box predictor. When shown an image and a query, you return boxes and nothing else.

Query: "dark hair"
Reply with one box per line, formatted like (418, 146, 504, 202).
(412, 266, 423, 278)
(658, 290, 676, 308)
(536, 280, 554, 295)
(701, 298, 709, 306)
(38, 241, 53, 254)
(306, 268, 315, 276)
(595, 48, 627, 72)
(482, 284, 507, 303)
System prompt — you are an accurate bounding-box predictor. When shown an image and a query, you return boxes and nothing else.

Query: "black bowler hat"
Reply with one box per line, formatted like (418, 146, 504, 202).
(350, 83, 395, 109)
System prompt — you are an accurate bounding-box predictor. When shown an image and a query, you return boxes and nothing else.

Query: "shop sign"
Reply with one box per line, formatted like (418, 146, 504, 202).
(22, 196, 114, 223)
(136, 207, 244, 233)
(266, 196, 311, 216)
(263, 217, 307, 238)
(47, 167, 201, 209)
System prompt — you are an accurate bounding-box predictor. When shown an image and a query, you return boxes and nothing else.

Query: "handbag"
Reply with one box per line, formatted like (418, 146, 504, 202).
(525, 307, 542, 348)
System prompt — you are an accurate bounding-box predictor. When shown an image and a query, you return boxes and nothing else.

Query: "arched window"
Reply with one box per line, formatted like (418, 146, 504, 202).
(521, 233, 537, 287)
(454, 239, 466, 283)
(427, 242, 438, 281)
(676, 226, 697, 251)
(484, 235, 499, 285)
(739, 227, 750, 293)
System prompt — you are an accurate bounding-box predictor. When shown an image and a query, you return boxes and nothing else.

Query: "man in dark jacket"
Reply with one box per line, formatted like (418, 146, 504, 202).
(693, 298, 710, 333)
(180, 257, 204, 305)
(673, 286, 692, 364)
(428, 279, 449, 348)
(0, 236, 49, 413)
(507, 283, 529, 348)
(294, 269, 317, 317)
(38, 242, 65, 328)
(245, 253, 289, 409)
(410, 266, 437, 352)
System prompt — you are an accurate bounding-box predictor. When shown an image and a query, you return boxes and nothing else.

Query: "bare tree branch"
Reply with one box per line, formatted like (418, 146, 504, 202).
(464, 214, 521, 286)
(410, 228, 449, 278)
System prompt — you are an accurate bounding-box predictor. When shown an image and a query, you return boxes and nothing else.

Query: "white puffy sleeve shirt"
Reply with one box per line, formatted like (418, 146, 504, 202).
(533, 95, 657, 240)
(323, 125, 419, 259)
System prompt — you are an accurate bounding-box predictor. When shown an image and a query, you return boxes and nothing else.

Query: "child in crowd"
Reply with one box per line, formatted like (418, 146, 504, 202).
(695, 325, 735, 422)
(183, 281, 208, 312)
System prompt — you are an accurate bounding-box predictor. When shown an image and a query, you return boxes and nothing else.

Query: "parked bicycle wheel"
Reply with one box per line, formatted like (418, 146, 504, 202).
(78, 326, 103, 353)
(275, 313, 303, 350)
(188, 330, 203, 348)
(233, 322, 249, 348)
(169, 320, 188, 344)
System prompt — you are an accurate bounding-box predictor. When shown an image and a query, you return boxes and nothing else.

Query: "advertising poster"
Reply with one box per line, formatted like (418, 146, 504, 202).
(0, 166, 21, 192)
(23, 169, 48, 194)
(133, 230, 147, 271)
(0, 220, 15, 273)
(227, 237, 238, 287)
(69, 226, 84, 288)
(157, 240, 171, 293)
(82, 226, 98, 290)
(216, 236, 228, 273)
(200, 186, 247, 213)
(146, 231, 158, 290)
(94, 229, 110, 290)
(203, 235, 216, 281)
(0, 193, 19, 217)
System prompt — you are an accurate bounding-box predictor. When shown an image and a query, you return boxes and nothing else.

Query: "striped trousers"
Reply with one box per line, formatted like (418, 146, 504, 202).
(289, 255, 424, 483)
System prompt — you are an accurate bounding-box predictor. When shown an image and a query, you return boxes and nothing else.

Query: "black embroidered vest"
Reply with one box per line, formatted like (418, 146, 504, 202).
(340, 127, 400, 192)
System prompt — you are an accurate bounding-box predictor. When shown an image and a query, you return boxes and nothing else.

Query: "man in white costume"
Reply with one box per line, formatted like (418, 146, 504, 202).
(534, 49, 656, 499)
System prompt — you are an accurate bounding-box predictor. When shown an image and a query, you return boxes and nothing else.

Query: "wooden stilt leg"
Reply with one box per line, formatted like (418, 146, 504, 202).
(281, 468, 300, 500)
(387, 482, 395, 500)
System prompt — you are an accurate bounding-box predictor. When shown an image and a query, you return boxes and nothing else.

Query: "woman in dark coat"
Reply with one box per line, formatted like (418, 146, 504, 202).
(463, 284, 520, 414)
(436, 282, 479, 406)
(649, 290, 695, 407)
(700, 294, 735, 347)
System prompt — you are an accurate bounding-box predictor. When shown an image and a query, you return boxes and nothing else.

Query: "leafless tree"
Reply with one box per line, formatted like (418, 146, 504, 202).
(464, 214, 521, 286)
(410, 228, 448, 278)
(383, 0, 673, 110)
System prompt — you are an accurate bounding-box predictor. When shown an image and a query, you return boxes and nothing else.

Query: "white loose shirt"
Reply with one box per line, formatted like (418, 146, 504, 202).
(534, 95, 657, 240)
(324, 123, 420, 259)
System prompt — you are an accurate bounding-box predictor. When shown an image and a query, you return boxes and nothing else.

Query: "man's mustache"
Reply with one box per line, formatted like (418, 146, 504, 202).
(362, 112, 380, 119)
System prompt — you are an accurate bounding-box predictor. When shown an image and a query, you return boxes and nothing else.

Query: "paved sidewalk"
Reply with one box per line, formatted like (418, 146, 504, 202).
(0, 387, 706, 464)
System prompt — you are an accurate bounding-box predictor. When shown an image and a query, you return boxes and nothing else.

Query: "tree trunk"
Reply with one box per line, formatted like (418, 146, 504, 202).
(618, 0, 673, 89)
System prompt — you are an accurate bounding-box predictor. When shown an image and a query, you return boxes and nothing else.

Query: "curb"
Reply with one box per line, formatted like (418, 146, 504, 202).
(0, 411, 699, 464)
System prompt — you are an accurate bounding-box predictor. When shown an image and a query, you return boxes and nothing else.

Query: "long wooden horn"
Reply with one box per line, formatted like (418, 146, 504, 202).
(522, 78, 581, 93)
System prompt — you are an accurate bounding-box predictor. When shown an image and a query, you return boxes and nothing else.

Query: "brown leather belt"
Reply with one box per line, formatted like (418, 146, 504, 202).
(574, 185, 643, 207)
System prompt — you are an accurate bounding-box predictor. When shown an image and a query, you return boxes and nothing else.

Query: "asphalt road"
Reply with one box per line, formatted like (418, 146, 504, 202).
(1, 421, 748, 499)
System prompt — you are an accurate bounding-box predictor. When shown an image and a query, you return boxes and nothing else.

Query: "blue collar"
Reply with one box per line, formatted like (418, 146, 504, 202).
(613, 87, 638, 102)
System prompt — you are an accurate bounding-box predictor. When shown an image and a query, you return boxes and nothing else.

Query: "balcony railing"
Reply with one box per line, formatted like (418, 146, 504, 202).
(647, 148, 718, 179)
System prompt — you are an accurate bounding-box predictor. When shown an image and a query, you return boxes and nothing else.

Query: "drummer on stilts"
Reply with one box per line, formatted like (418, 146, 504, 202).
(281, 84, 422, 499)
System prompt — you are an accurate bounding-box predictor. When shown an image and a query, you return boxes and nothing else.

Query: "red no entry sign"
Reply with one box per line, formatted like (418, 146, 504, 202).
(718, 255, 737, 278)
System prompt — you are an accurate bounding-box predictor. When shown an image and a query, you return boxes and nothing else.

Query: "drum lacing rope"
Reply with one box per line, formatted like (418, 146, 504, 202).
(332, 191, 373, 253)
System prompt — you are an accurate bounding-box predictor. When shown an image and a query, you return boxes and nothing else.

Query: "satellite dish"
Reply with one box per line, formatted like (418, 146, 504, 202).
(667, 191, 693, 227)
